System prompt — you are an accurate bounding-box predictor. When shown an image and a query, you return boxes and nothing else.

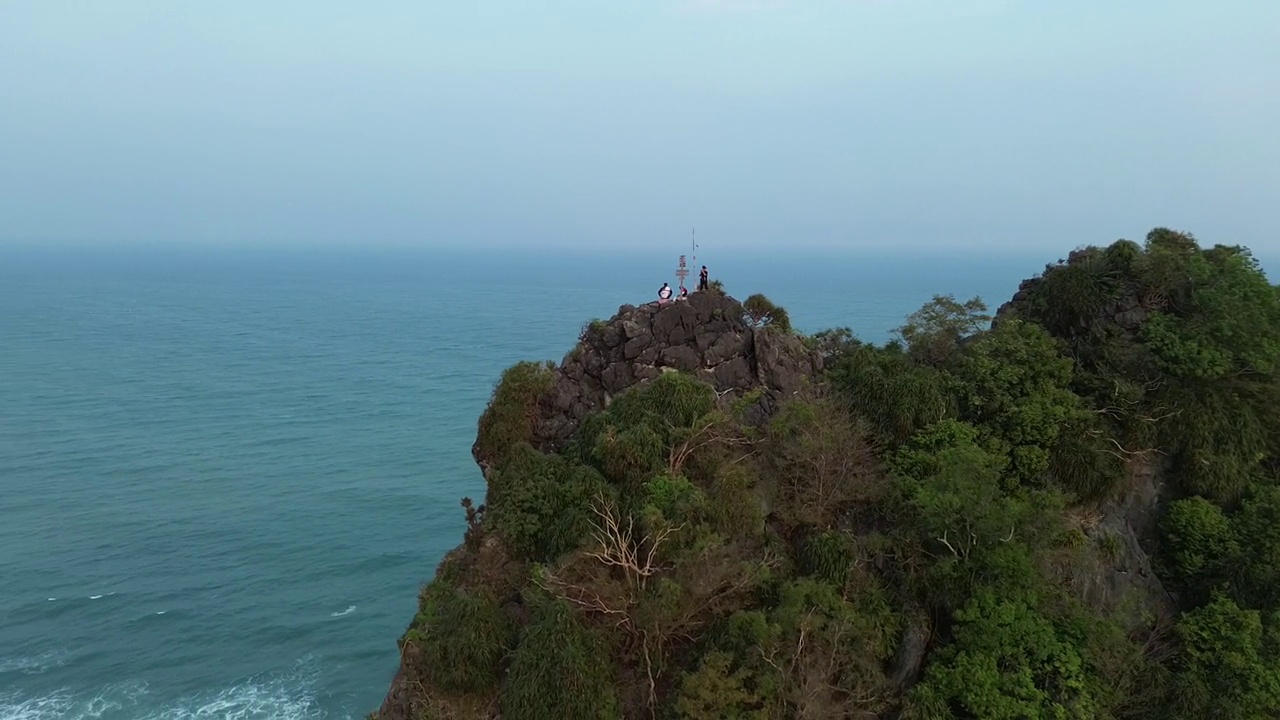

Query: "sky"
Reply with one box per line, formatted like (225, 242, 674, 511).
(1, 0, 1278, 255)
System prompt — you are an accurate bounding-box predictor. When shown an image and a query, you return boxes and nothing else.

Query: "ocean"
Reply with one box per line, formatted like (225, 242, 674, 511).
(0, 243, 1082, 719)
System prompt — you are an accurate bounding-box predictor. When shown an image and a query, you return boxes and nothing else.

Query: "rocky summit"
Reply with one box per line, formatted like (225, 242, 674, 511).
(478, 290, 821, 462)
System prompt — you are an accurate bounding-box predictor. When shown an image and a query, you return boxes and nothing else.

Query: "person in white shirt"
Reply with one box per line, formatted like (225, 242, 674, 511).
(658, 283, 673, 305)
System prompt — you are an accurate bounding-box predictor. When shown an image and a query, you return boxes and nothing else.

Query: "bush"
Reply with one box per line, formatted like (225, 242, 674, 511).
(675, 651, 766, 720)
(487, 445, 616, 562)
(715, 579, 900, 717)
(572, 372, 724, 486)
(826, 342, 956, 447)
(798, 530, 857, 586)
(1228, 485, 1280, 610)
(1044, 417, 1125, 502)
(639, 473, 708, 527)
(892, 422, 1064, 608)
(501, 596, 622, 720)
(412, 582, 515, 695)
(474, 361, 556, 465)
(1160, 496, 1238, 595)
(742, 293, 792, 333)
(909, 588, 1100, 719)
(1022, 248, 1124, 340)
(704, 462, 766, 538)
(601, 372, 717, 441)
(1168, 594, 1280, 719)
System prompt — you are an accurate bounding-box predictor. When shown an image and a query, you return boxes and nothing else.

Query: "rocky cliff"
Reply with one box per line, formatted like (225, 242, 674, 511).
(504, 290, 821, 460)
(379, 291, 821, 720)
(374, 231, 1278, 719)
(994, 246, 1178, 630)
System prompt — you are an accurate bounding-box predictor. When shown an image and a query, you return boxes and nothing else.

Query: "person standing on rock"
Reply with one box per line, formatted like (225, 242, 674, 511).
(698, 266, 709, 291)
(658, 282, 673, 305)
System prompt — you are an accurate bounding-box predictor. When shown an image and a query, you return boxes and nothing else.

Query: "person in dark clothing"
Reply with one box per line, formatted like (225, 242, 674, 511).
(698, 266, 709, 291)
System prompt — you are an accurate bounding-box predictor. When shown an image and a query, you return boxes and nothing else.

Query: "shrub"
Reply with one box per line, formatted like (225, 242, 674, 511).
(1228, 485, 1280, 610)
(413, 583, 514, 695)
(826, 342, 956, 447)
(1160, 496, 1238, 594)
(804, 326, 859, 365)
(1168, 594, 1280, 719)
(487, 445, 616, 562)
(1103, 238, 1142, 274)
(1022, 248, 1123, 340)
(798, 530, 857, 586)
(705, 462, 766, 538)
(474, 361, 556, 465)
(501, 596, 622, 720)
(1044, 417, 1125, 502)
(717, 579, 900, 717)
(573, 372, 723, 485)
(909, 588, 1101, 719)
(675, 651, 767, 720)
(638, 473, 708, 527)
(742, 293, 792, 333)
(893, 422, 1063, 608)
(603, 372, 717, 441)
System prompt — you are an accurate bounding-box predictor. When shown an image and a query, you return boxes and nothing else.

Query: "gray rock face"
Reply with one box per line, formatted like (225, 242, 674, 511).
(505, 292, 822, 457)
(1080, 457, 1178, 630)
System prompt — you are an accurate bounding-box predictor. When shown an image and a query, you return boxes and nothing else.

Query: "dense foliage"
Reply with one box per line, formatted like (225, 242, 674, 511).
(390, 228, 1280, 719)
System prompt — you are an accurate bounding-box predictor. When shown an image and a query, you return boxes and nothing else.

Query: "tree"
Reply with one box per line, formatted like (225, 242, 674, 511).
(743, 294, 792, 333)
(909, 588, 1100, 720)
(896, 294, 991, 366)
(946, 319, 1087, 487)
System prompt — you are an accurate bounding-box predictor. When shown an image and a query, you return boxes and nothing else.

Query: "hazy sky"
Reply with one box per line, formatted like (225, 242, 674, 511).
(2, 0, 1277, 253)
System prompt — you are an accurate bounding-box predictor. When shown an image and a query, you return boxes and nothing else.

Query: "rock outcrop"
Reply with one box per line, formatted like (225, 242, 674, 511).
(994, 248, 1149, 333)
(476, 290, 822, 463)
(994, 249, 1177, 630)
(379, 292, 821, 720)
(1076, 457, 1179, 631)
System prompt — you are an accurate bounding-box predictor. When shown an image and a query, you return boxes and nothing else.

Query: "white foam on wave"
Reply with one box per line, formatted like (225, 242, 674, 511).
(0, 649, 72, 676)
(0, 680, 148, 720)
(0, 659, 324, 720)
(329, 605, 356, 618)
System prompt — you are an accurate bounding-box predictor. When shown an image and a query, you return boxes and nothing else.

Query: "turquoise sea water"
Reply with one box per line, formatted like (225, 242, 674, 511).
(0, 245, 1051, 719)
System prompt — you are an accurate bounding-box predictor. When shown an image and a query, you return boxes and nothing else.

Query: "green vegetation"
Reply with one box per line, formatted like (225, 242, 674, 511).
(390, 227, 1280, 720)
(473, 360, 556, 466)
(743, 293, 792, 333)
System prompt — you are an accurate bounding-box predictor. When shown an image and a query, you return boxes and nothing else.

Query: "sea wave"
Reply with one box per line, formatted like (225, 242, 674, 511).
(0, 658, 328, 720)
(0, 649, 71, 676)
